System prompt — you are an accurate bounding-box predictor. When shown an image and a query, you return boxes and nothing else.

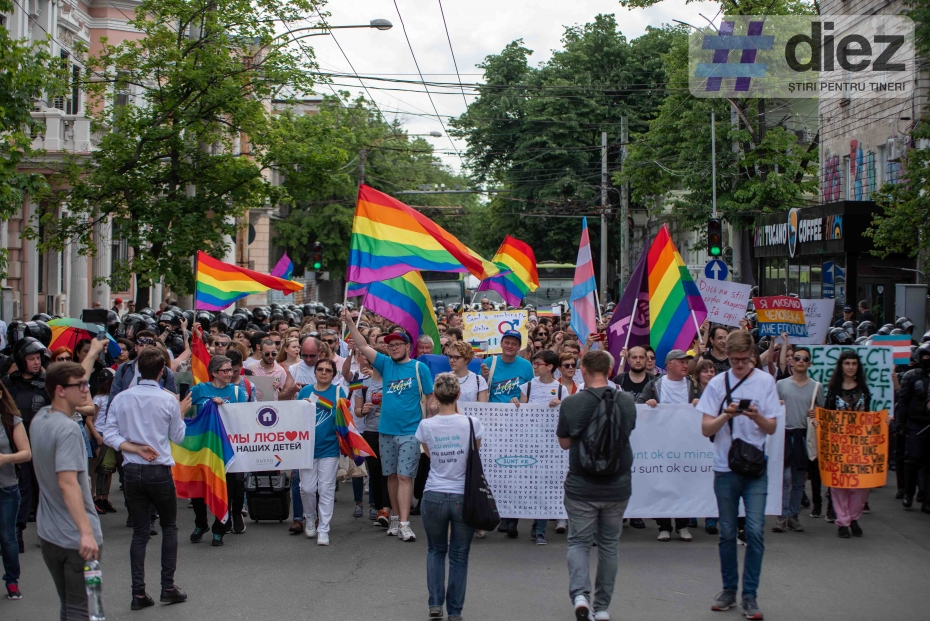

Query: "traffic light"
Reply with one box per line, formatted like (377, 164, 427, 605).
(707, 218, 723, 257)
(312, 242, 324, 271)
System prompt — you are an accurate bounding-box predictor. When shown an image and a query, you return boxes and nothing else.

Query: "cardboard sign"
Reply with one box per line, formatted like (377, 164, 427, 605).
(790, 298, 837, 345)
(806, 346, 895, 412)
(753, 296, 809, 338)
(220, 400, 316, 473)
(698, 277, 752, 327)
(816, 407, 889, 488)
(463, 310, 529, 354)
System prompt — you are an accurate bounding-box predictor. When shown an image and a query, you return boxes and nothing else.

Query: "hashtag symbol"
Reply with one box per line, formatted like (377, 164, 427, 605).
(697, 20, 772, 92)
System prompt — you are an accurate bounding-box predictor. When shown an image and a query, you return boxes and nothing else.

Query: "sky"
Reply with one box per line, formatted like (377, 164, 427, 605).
(300, 0, 721, 175)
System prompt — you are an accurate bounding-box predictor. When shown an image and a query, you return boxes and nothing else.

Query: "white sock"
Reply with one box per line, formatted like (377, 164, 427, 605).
(400, 521, 409, 526)
(390, 515, 399, 520)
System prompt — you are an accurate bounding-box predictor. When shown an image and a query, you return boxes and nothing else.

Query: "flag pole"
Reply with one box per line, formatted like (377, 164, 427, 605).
(340, 282, 349, 341)
(690, 310, 703, 346)
(619, 301, 638, 372)
(593, 288, 603, 323)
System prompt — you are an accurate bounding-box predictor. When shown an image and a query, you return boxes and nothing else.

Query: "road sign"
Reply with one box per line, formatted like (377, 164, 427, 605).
(704, 259, 729, 281)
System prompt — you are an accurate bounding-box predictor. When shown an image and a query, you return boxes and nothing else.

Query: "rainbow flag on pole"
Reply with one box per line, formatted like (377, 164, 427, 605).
(171, 400, 235, 522)
(569, 218, 598, 347)
(477, 236, 539, 307)
(195, 251, 303, 311)
(347, 272, 441, 354)
(347, 185, 498, 284)
(336, 398, 375, 466)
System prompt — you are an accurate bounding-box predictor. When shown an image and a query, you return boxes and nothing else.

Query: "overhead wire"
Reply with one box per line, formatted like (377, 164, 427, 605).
(436, 0, 470, 110)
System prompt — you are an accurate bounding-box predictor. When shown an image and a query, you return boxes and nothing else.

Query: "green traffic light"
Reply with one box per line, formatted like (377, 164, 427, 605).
(313, 261, 322, 270)
(710, 247, 721, 256)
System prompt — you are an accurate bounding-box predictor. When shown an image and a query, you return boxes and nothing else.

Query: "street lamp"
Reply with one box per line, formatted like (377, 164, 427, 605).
(279, 19, 393, 44)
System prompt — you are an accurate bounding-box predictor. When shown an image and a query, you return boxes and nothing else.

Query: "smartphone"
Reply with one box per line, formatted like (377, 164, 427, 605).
(179, 383, 190, 401)
(737, 399, 752, 412)
(96, 329, 108, 342)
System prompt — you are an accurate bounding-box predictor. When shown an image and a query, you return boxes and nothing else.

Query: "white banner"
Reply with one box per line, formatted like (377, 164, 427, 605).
(460, 401, 784, 518)
(790, 299, 837, 345)
(698, 277, 752, 327)
(220, 399, 316, 473)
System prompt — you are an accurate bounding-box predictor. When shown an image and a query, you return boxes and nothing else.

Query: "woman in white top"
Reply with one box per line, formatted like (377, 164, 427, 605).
(516, 350, 565, 408)
(415, 373, 484, 621)
(444, 341, 488, 403)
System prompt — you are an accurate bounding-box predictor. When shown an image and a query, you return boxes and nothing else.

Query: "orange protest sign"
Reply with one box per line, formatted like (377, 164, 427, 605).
(815, 408, 889, 489)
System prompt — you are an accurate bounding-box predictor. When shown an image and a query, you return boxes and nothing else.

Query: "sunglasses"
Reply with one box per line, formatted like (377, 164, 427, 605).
(137, 338, 155, 346)
(793, 356, 810, 362)
(322, 339, 337, 345)
(214, 341, 230, 347)
(263, 352, 278, 357)
(56, 356, 72, 362)
(561, 363, 577, 369)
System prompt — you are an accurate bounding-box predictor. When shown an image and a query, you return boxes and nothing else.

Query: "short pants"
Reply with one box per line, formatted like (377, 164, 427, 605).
(379, 434, 421, 478)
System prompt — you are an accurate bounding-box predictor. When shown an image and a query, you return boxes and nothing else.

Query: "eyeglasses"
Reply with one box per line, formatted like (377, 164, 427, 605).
(387, 342, 406, 348)
(216, 368, 234, 374)
(301, 353, 318, 360)
(447, 355, 463, 362)
(136, 338, 155, 346)
(793, 356, 810, 362)
(56, 356, 72, 362)
(561, 363, 577, 369)
(263, 352, 277, 358)
(729, 355, 752, 365)
(62, 381, 90, 391)
(316, 367, 334, 374)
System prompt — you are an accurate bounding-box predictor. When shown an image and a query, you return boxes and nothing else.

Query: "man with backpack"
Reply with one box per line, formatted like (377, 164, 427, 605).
(556, 350, 636, 621)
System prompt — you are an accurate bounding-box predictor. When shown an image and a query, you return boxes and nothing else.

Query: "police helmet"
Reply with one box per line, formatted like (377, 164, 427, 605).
(12, 336, 49, 370)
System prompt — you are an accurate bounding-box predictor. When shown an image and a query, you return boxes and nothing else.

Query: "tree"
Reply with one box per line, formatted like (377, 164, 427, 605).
(30, 0, 319, 305)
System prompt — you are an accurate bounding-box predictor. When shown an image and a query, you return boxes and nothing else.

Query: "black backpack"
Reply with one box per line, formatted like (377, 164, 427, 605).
(577, 388, 628, 476)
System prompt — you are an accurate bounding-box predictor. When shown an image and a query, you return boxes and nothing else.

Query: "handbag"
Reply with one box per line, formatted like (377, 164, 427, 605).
(337, 455, 369, 480)
(462, 417, 500, 531)
(718, 371, 767, 479)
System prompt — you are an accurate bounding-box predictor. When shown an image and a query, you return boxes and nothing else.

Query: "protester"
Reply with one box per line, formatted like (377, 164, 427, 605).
(444, 341, 488, 403)
(417, 335, 436, 357)
(482, 331, 534, 405)
(250, 338, 298, 400)
(0, 381, 31, 600)
(897, 343, 930, 514)
(277, 337, 301, 369)
(557, 350, 636, 621)
(612, 346, 651, 401)
(700, 325, 732, 375)
(698, 330, 780, 620)
(415, 373, 483, 621)
(290, 337, 321, 387)
(353, 353, 390, 525)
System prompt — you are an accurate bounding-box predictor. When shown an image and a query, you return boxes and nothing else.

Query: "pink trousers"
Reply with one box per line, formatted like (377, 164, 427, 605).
(831, 488, 870, 527)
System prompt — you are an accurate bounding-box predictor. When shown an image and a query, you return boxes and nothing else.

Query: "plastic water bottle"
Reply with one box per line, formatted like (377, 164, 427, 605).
(84, 559, 105, 621)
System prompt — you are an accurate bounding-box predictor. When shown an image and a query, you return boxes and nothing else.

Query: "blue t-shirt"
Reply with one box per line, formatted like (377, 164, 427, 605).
(487, 355, 534, 402)
(417, 354, 483, 378)
(296, 384, 342, 460)
(189, 382, 249, 415)
(372, 353, 434, 436)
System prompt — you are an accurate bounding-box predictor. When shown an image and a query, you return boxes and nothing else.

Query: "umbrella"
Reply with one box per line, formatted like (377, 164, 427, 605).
(48, 318, 122, 358)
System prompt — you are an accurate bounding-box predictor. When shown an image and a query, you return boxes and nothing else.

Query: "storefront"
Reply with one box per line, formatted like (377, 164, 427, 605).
(751, 202, 916, 324)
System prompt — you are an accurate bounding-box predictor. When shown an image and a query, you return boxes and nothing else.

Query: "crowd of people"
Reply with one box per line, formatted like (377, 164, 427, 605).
(0, 294, 927, 621)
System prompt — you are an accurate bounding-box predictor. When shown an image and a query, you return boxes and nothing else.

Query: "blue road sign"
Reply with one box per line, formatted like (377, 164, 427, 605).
(704, 259, 729, 281)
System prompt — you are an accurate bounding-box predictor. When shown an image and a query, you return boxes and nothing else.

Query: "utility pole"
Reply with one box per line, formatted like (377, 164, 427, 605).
(620, 116, 630, 293)
(711, 111, 717, 218)
(730, 104, 741, 283)
(600, 131, 609, 302)
(358, 148, 367, 187)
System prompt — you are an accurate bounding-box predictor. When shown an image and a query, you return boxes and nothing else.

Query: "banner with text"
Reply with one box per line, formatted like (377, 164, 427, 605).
(460, 402, 784, 518)
(790, 298, 837, 345)
(806, 346, 895, 412)
(220, 399, 316, 473)
(463, 310, 529, 354)
(698, 277, 752, 327)
(753, 296, 809, 338)
(816, 407, 889, 488)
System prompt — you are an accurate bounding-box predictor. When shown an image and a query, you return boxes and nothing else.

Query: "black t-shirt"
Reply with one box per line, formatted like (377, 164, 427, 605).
(612, 372, 650, 400)
(703, 352, 731, 375)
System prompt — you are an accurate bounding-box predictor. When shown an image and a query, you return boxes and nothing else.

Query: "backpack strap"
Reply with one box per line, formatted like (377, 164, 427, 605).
(488, 356, 499, 389)
(243, 378, 253, 400)
(526, 380, 531, 400)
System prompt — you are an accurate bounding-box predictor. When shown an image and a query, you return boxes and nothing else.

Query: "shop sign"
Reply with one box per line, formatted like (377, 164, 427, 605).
(754, 209, 843, 255)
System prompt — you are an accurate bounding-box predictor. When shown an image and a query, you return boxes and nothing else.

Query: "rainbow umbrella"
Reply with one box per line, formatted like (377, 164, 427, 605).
(47, 318, 121, 357)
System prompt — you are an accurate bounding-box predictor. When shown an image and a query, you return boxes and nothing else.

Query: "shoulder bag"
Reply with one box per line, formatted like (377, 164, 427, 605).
(462, 417, 500, 530)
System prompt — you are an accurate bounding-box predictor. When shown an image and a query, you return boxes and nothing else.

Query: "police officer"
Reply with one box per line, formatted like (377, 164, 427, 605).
(894, 342, 930, 513)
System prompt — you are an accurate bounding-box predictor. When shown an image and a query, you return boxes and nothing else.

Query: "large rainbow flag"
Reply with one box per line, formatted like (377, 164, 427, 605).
(335, 398, 376, 466)
(347, 185, 498, 284)
(171, 400, 235, 522)
(347, 271, 441, 354)
(647, 224, 707, 367)
(195, 251, 303, 311)
(477, 236, 539, 307)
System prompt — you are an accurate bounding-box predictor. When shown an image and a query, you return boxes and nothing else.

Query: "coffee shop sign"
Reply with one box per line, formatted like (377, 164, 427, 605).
(753, 208, 843, 258)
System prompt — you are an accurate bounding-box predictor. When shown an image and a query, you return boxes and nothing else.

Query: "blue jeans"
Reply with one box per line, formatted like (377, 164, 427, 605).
(352, 477, 366, 504)
(0, 485, 21, 585)
(292, 470, 303, 521)
(420, 491, 475, 616)
(781, 464, 806, 519)
(714, 471, 768, 599)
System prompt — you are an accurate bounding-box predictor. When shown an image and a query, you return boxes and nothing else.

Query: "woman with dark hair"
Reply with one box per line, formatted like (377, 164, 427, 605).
(0, 381, 31, 600)
(823, 350, 871, 538)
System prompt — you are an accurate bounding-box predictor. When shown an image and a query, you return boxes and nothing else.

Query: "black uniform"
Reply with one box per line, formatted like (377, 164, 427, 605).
(895, 367, 930, 508)
(1, 370, 51, 527)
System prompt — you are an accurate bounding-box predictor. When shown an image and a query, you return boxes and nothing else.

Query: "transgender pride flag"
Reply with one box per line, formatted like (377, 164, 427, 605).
(569, 218, 598, 347)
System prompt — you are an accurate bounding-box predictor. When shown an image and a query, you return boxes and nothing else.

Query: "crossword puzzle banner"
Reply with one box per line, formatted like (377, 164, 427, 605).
(460, 402, 785, 518)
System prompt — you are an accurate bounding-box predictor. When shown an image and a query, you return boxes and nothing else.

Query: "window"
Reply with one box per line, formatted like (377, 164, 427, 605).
(787, 260, 800, 296)
(799, 260, 810, 298)
(53, 51, 81, 114)
(111, 238, 130, 291)
(810, 258, 822, 298)
(833, 255, 846, 304)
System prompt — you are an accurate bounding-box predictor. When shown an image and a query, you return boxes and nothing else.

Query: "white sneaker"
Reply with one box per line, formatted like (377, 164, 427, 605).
(657, 530, 671, 541)
(678, 527, 693, 541)
(386, 516, 400, 536)
(304, 519, 317, 539)
(399, 522, 417, 542)
(556, 519, 567, 534)
(317, 532, 329, 546)
(594, 612, 610, 621)
(573, 594, 592, 621)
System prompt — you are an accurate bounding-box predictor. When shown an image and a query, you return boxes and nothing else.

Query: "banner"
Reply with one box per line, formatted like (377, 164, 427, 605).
(463, 310, 529, 354)
(219, 400, 316, 473)
(248, 376, 278, 402)
(816, 407, 889, 488)
(698, 277, 752, 327)
(806, 345, 895, 411)
(753, 295, 809, 338)
(460, 402, 785, 518)
(790, 298, 837, 345)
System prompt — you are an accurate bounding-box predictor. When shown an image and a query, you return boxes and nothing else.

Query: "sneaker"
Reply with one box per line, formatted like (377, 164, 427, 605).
(741, 596, 763, 620)
(448, 616, 463, 621)
(801, 492, 811, 508)
(241, 507, 248, 516)
(862, 502, 870, 514)
(705, 519, 718, 535)
(809, 505, 822, 519)
(594, 612, 610, 621)
(903, 495, 914, 508)
(289, 520, 304, 535)
(399, 522, 417, 542)
(629, 518, 646, 529)
(771, 517, 787, 533)
(476, 530, 486, 538)
(369, 507, 378, 521)
(678, 527, 693, 541)
(150, 527, 158, 536)
(838, 526, 850, 538)
(574, 594, 593, 621)
(131, 593, 155, 610)
(555, 519, 567, 534)
(657, 530, 671, 542)
(101, 499, 117, 513)
(895, 489, 905, 499)
(737, 529, 747, 546)
(317, 532, 330, 546)
(6, 583, 22, 600)
(94, 500, 107, 515)
(711, 590, 737, 612)
(787, 517, 803, 532)
(387, 516, 400, 537)
(850, 520, 863, 537)
(211, 533, 224, 547)
(305, 520, 317, 539)
(429, 606, 443, 618)
(159, 586, 187, 604)
(190, 527, 207, 543)
(534, 533, 547, 545)
(377, 510, 391, 528)
(825, 509, 837, 523)
(353, 505, 363, 518)
(688, 518, 698, 528)
(232, 514, 246, 534)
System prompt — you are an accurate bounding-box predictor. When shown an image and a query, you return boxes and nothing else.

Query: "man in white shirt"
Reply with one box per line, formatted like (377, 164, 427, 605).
(289, 337, 321, 387)
(101, 348, 190, 610)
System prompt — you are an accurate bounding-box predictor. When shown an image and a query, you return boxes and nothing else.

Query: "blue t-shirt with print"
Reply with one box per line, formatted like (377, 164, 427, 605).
(296, 383, 341, 459)
(372, 353, 433, 436)
(487, 355, 534, 402)
(189, 382, 248, 415)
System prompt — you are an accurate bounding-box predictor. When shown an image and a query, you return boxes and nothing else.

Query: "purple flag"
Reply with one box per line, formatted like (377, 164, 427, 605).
(607, 251, 650, 374)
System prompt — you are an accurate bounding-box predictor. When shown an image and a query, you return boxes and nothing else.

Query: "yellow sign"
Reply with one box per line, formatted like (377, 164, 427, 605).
(816, 408, 889, 489)
(463, 310, 529, 354)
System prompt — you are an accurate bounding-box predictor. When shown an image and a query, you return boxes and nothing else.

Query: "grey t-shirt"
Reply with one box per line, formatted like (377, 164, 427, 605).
(776, 378, 824, 429)
(0, 416, 23, 489)
(556, 387, 636, 502)
(30, 407, 103, 549)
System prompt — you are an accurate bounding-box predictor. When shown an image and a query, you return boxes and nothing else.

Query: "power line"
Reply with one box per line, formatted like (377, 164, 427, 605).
(436, 0, 469, 110)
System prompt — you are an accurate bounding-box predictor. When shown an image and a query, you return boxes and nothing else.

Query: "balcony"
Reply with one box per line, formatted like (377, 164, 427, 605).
(30, 105, 96, 154)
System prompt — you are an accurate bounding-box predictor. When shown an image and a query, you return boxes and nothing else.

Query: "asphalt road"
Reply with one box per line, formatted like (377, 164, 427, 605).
(4, 479, 928, 621)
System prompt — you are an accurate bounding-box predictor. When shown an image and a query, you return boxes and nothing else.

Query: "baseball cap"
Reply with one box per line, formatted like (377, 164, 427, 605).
(665, 349, 693, 365)
(843, 305, 854, 312)
(501, 330, 522, 345)
(114, 297, 123, 304)
(383, 332, 411, 345)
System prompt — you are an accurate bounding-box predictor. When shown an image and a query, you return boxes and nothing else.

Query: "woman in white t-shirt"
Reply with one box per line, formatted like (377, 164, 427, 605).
(415, 373, 484, 621)
(444, 341, 488, 403)
(517, 349, 565, 408)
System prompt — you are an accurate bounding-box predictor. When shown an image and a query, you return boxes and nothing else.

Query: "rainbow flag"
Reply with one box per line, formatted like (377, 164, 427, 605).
(347, 185, 498, 284)
(347, 272, 441, 354)
(191, 330, 211, 384)
(348, 377, 365, 393)
(316, 395, 334, 410)
(477, 236, 538, 307)
(647, 224, 707, 368)
(270, 252, 295, 280)
(335, 398, 376, 465)
(195, 251, 303, 311)
(871, 334, 911, 363)
(171, 400, 235, 522)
